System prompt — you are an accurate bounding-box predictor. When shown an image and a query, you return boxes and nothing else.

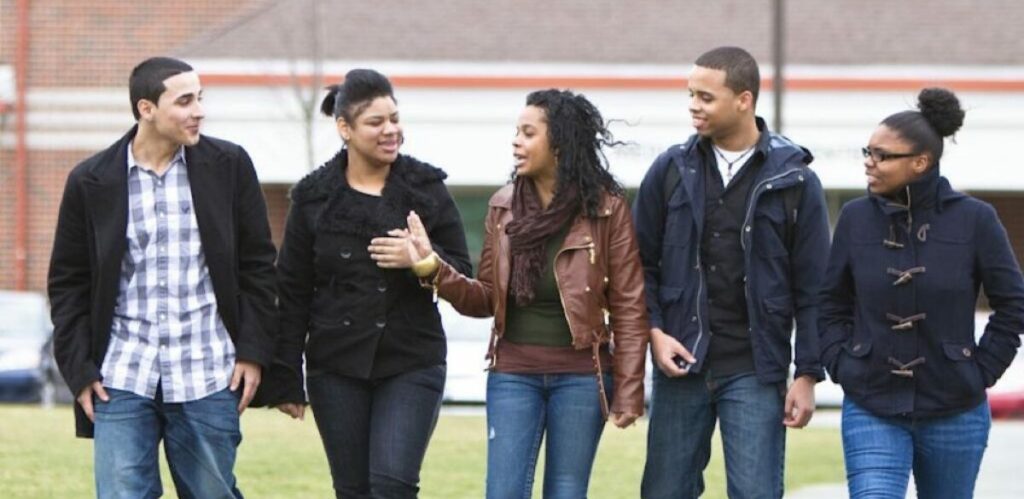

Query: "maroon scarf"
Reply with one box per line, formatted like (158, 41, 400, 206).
(505, 176, 580, 306)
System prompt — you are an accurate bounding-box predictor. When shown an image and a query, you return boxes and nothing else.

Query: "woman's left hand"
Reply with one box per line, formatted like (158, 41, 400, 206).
(609, 412, 639, 428)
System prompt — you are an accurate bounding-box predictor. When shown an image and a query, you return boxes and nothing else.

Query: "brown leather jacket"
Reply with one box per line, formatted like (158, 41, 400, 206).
(432, 184, 650, 416)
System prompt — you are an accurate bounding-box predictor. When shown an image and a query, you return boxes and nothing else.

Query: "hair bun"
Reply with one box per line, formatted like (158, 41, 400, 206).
(917, 87, 964, 138)
(320, 84, 343, 117)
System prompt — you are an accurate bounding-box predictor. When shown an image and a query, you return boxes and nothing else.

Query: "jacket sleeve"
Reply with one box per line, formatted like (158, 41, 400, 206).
(790, 172, 830, 381)
(973, 202, 1024, 387)
(47, 172, 101, 399)
(428, 184, 473, 278)
(268, 199, 316, 404)
(232, 147, 278, 369)
(433, 206, 498, 318)
(818, 206, 855, 382)
(632, 154, 671, 331)
(606, 199, 651, 416)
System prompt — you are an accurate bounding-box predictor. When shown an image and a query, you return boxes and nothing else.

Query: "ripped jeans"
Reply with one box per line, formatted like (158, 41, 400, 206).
(485, 371, 612, 499)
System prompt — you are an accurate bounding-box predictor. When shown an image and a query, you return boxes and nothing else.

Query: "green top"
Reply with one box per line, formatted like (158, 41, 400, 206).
(503, 226, 573, 347)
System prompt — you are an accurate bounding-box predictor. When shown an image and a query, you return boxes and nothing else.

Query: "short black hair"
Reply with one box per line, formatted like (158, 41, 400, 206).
(694, 46, 760, 105)
(881, 87, 965, 166)
(129, 57, 194, 120)
(320, 68, 396, 123)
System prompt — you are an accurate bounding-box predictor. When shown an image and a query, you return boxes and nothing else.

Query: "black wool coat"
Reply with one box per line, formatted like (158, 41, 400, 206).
(48, 126, 278, 437)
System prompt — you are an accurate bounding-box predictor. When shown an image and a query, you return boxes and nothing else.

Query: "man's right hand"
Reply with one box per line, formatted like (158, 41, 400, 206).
(650, 328, 696, 377)
(77, 381, 109, 423)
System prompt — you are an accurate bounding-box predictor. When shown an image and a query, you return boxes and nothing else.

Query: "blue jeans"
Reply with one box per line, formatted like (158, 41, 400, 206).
(642, 371, 786, 499)
(842, 398, 990, 499)
(485, 372, 612, 499)
(93, 386, 243, 499)
(306, 364, 445, 499)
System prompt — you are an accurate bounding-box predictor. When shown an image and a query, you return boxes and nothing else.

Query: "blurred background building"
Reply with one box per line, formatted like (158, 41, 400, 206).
(3, 0, 1024, 292)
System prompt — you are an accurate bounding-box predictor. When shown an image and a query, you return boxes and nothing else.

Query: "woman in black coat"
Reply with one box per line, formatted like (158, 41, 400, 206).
(265, 69, 471, 498)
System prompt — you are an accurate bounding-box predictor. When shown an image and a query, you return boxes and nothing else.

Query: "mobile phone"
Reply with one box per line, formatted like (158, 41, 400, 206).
(673, 356, 691, 371)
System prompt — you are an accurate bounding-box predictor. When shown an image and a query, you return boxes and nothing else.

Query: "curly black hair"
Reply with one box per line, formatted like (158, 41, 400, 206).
(521, 89, 625, 218)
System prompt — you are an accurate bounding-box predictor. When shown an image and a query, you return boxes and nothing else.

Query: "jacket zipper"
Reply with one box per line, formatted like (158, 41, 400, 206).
(740, 168, 803, 252)
(690, 253, 705, 363)
(736, 168, 803, 363)
(553, 241, 596, 347)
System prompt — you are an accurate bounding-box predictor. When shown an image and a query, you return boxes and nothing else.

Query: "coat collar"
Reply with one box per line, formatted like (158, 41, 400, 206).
(291, 149, 449, 238)
(683, 116, 812, 181)
(870, 164, 965, 216)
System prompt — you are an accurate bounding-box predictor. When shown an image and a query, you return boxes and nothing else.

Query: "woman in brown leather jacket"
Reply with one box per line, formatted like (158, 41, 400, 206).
(373, 89, 649, 498)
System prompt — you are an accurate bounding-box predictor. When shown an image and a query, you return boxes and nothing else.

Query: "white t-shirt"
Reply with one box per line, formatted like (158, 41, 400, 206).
(713, 145, 755, 186)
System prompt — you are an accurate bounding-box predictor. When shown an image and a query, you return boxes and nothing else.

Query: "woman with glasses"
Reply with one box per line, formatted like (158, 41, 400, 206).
(819, 87, 1024, 498)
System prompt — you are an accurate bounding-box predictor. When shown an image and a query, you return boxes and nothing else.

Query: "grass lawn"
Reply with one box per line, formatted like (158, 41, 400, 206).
(0, 405, 844, 498)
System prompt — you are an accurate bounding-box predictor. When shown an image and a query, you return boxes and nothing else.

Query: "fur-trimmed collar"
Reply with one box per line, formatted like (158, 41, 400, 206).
(290, 150, 449, 238)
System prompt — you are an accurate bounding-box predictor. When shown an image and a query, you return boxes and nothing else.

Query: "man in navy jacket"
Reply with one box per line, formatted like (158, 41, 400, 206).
(48, 57, 276, 498)
(635, 47, 831, 498)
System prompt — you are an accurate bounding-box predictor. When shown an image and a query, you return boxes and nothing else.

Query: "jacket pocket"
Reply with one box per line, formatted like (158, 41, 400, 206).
(941, 342, 984, 401)
(761, 294, 794, 335)
(753, 202, 789, 258)
(663, 197, 693, 247)
(658, 285, 685, 306)
(835, 339, 871, 387)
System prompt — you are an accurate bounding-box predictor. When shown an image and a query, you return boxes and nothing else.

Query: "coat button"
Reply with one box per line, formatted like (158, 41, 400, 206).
(745, 226, 751, 232)
(962, 347, 972, 358)
(342, 318, 351, 326)
(585, 286, 591, 292)
(376, 319, 386, 329)
(766, 183, 774, 190)
(852, 343, 862, 352)
(709, 265, 717, 272)
(691, 316, 697, 322)
(378, 281, 387, 293)
(340, 248, 352, 259)
(585, 236, 592, 242)
(603, 276, 609, 284)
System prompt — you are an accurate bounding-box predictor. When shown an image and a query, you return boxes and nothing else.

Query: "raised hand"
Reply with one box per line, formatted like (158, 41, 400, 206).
(405, 210, 433, 261)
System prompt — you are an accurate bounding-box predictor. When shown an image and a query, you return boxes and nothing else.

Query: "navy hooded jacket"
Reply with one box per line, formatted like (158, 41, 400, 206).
(633, 118, 830, 384)
(819, 166, 1024, 418)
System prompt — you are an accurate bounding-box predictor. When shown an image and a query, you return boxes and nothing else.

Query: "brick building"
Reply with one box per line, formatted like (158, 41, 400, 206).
(3, 0, 1024, 292)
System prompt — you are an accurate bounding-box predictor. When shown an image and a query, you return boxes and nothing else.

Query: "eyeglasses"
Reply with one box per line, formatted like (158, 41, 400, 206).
(861, 146, 919, 163)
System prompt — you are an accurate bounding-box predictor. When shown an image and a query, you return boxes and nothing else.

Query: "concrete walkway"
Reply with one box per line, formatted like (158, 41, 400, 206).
(789, 413, 1024, 498)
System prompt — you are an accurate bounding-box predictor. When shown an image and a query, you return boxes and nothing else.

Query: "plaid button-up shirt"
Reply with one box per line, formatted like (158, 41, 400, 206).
(99, 143, 236, 402)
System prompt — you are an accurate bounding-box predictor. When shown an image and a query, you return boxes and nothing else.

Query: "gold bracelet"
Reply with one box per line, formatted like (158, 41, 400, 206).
(412, 252, 440, 278)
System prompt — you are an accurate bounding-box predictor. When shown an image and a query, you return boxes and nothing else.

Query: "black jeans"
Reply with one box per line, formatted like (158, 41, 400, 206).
(307, 364, 446, 499)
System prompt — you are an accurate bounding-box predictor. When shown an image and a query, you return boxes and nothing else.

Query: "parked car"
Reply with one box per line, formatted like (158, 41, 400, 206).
(0, 290, 71, 404)
(441, 304, 1024, 413)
